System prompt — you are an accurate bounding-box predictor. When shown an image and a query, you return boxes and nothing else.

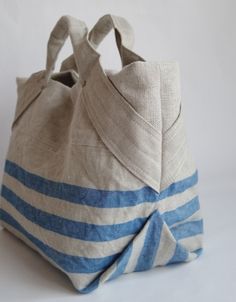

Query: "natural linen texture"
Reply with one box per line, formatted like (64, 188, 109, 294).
(0, 14, 203, 293)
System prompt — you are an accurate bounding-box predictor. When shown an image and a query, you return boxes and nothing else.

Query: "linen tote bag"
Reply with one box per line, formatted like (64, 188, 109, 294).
(0, 14, 203, 294)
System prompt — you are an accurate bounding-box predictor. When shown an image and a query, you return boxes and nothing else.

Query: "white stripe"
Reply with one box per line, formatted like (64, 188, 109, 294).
(168, 209, 202, 228)
(186, 252, 198, 262)
(178, 234, 203, 252)
(153, 222, 177, 266)
(156, 185, 198, 214)
(69, 272, 100, 292)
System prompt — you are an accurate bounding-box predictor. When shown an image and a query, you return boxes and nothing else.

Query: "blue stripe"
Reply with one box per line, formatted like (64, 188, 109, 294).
(162, 196, 200, 227)
(1, 185, 147, 242)
(193, 248, 203, 257)
(0, 209, 119, 274)
(170, 220, 203, 240)
(167, 243, 188, 264)
(135, 210, 163, 271)
(4, 160, 198, 208)
(108, 243, 133, 281)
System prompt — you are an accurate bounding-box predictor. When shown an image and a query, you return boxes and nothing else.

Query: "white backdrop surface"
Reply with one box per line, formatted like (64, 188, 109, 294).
(0, 0, 235, 301)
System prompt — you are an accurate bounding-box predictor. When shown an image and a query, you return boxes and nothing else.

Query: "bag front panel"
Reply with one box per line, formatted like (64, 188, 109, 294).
(0, 61, 203, 293)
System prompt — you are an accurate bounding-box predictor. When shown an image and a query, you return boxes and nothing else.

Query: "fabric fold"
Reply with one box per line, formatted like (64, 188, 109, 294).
(82, 61, 162, 192)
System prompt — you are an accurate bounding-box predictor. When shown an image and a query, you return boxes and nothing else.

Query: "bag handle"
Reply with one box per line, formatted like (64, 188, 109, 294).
(60, 14, 143, 73)
(90, 14, 134, 48)
(43, 15, 88, 86)
(89, 14, 137, 66)
(12, 16, 87, 129)
(76, 15, 144, 82)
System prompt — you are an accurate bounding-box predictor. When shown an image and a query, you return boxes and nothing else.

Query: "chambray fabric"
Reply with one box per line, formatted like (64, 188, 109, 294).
(0, 14, 203, 293)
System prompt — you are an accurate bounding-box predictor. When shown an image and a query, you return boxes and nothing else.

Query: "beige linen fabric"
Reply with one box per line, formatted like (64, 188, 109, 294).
(0, 14, 203, 294)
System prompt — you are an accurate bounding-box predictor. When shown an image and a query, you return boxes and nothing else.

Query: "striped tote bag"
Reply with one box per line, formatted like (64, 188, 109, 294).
(0, 14, 203, 293)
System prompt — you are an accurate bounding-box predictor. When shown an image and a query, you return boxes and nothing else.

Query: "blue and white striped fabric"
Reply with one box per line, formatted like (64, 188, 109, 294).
(0, 160, 203, 293)
(0, 14, 203, 293)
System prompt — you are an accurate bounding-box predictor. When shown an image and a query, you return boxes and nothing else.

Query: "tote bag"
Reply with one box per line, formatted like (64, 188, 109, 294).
(0, 14, 203, 294)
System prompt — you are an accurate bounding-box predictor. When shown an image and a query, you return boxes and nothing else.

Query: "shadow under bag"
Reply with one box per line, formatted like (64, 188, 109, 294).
(0, 14, 203, 293)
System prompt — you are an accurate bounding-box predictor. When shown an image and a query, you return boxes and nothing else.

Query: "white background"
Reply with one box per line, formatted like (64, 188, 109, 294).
(0, 0, 235, 301)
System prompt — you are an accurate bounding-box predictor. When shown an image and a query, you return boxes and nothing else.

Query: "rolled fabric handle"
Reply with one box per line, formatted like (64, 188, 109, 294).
(88, 14, 134, 54)
(44, 15, 88, 86)
(60, 14, 141, 72)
